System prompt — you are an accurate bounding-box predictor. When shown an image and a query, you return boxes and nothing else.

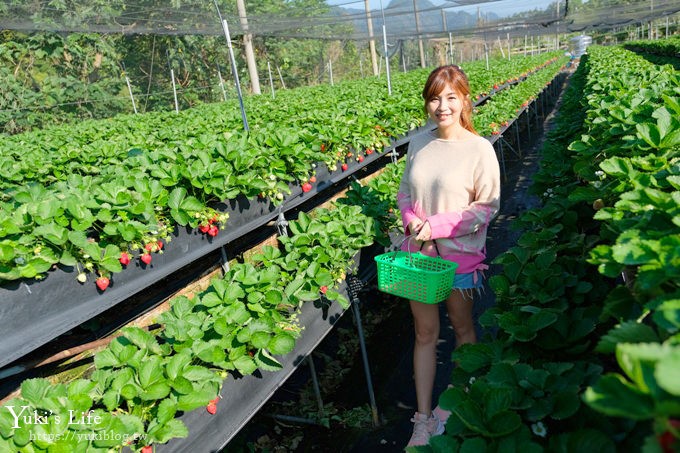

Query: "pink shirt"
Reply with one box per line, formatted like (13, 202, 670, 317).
(397, 130, 501, 274)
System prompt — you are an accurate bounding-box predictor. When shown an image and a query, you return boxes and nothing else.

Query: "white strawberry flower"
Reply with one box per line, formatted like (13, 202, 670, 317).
(531, 421, 547, 437)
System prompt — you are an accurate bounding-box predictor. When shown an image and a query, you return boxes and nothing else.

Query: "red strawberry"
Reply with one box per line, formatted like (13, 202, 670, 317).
(157, 240, 163, 250)
(659, 430, 677, 453)
(140, 253, 152, 265)
(199, 224, 210, 233)
(493, 84, 499, 90)
(346, 151, 353, 158)
(357, 155, 364, 163)
(119, 252, 130, 266)
(341, 163, 348, 171)
(96, 276, 110, 291)
(320, 286, 328, 294)
(309, 175, 317, 183)
(208, 225, 219, 237)
(320, 143, 326, 152)
(302, 182, 312, 193)
(366, 148, 373, 154)
(141, 446, 153, 453)
(206, 403, 217, 414)
(145, 243, 154, 252)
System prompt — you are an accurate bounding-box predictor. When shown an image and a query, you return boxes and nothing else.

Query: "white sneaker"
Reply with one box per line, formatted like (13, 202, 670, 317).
(406, 411, 445, 447)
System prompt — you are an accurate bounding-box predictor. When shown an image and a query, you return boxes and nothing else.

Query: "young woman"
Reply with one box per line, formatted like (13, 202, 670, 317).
(397, 65, 501, 447)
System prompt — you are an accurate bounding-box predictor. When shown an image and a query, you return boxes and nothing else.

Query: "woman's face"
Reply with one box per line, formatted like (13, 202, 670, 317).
(426, 83, 464, 130)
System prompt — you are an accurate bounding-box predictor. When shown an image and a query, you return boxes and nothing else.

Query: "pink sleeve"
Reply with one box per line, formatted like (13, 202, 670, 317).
(427, 206, 496, 240)
(426, 211, 463, 239)
(397, 149, 421, 235)
(397, 192, 419, 235)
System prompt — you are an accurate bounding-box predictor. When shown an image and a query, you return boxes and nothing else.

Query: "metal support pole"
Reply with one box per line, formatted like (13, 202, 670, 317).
(496, 139, 507, 182)
(170, 68, 179, 113)
(348, 275, 380, 427)
(220, 246, 230, 275)
(526, 106, 531, 138)
(497, 36, 505, 59)
(221, 18, 248, 131)
(121, 62, 138, 114)
(166, 50, 179, 113)
(307, 355, 325, 414)
(379, 0, 392, 95)
(214, 0, 249, 131)
(507, 32, 511, 60)
(449, 33, 454, 65)
(328, 58, 334, 86)
(276, 66, 286, 89)
(270, 414, 322, 426)
(217, 65, 227, 101)
(501, 135, 520, 160)
(267, 61, 275, 99)
(382, 24, 391, 95)
(124, 73, 138, 114)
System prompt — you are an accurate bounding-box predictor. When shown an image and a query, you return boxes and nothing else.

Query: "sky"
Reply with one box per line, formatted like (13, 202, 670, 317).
(325, 0, 557, 17)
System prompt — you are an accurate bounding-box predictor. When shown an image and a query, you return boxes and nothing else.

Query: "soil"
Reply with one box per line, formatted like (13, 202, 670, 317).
(226, 74, 570, 452)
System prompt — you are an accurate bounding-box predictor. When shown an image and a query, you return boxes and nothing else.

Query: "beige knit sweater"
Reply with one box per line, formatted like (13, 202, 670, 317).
(397, 130, 501, 274)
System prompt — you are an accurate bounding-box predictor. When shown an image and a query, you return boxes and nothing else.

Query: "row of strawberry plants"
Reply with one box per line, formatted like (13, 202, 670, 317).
(416, 44, 679, 452)
(622, 36, 680, 58)
(0, 53, 563, 287)
(473, 57, 563, 137)
(0, 200, 374, 452)
(0, 52, 558, 191)
(574, 45, 679, 452)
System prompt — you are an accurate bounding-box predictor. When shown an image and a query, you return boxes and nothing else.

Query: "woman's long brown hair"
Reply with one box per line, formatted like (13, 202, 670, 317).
(422, 65, 477, 134)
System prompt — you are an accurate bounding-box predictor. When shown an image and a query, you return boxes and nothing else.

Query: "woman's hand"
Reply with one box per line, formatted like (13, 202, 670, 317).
(408, 219, 424, 235)
(415, 221, 432, 242)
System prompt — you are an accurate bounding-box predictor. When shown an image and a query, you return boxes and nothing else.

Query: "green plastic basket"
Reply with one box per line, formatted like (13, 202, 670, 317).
(374, 250, 458, 304)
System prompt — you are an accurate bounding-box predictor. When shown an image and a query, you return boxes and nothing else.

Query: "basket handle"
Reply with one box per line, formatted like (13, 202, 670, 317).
(418, 238, 442, 257)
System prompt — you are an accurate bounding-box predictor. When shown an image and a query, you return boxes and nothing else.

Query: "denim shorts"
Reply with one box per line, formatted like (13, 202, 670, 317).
(453, 271, 484, 290)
